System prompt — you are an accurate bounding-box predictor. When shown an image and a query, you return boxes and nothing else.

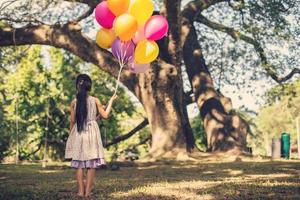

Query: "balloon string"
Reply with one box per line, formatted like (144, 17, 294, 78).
(113, 42, 133, 96)
(114, 62, 124, 96)
(114, 47, 125, 96)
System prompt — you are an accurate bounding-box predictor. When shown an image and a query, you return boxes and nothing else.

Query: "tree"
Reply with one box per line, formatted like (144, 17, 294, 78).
(255, 79, 300, 155)
(0, 0, 299, 158)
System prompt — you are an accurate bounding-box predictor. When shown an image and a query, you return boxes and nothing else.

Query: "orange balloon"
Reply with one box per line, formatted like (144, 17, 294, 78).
(96, 28, 116, 49)
(114, 14, 138, 41)
(107, 0, 130, 16)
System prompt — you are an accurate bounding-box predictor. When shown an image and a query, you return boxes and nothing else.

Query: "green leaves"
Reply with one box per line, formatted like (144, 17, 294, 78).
(191, 116, 207, 151)
(255, 79, 300, 155)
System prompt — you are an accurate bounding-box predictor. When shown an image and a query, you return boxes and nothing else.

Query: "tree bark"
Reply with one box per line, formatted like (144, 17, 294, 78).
(182, 2, 249, 152)
(135, 60, 194, 158)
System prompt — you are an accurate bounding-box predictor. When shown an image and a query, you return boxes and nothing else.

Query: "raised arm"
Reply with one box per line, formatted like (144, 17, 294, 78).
(95, 95, 117, 119)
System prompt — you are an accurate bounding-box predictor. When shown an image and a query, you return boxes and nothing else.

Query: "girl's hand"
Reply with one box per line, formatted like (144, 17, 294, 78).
(111, 94, 118, 101)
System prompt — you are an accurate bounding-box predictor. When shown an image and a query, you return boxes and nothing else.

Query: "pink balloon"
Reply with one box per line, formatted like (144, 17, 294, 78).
(145, 15, 169, 41)
(132, 26, 146, 44)
(130, 62, 150, 73)
(95, 1, 116, 29)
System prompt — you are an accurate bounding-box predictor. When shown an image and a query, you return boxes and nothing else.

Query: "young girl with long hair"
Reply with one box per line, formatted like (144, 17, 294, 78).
(65, 74, 117, 197)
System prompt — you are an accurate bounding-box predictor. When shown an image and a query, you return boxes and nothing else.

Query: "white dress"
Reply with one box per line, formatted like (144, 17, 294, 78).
(65, 96, 106, 168)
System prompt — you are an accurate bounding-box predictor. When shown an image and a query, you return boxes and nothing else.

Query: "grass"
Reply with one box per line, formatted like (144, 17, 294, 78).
(0, 158, 300, 200)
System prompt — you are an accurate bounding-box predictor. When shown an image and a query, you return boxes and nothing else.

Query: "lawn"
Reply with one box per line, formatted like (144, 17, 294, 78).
(0, 158, 300, 200)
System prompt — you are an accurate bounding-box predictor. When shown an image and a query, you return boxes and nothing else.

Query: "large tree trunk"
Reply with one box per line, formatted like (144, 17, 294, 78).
(182, 5, 249, 152)
(132, 0, 195, 159)
(134, 60, 195, 159)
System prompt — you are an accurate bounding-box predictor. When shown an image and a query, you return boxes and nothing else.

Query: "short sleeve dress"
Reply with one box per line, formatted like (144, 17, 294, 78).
(65, 96, 106, 168)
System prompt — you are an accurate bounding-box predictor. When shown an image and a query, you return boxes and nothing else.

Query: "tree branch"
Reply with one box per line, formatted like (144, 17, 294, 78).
(0, 0, 15, 12)
(119, 136, 151, 154)
(195, 14, 300, 83)
(0, 23, 137, 90)
(64, 0, 99, 22)
(184, 91, 194, 105)
(63, 0, 100, 9)
(181, 0, 221, 110)
(20, 140, 43, 160)
(104, 118, 149, 148)
(181, 0, 228, 22)
(163, 0, 182, 66)
(74, 7, 94, 22)
(228, 0, 245, 11)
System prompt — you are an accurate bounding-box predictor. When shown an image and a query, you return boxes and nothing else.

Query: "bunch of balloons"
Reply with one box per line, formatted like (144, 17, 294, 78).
(95, 0, 169, 74)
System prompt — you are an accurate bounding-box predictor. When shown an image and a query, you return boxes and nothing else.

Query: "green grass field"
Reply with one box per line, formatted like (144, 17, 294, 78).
(0, 159, 300, 200)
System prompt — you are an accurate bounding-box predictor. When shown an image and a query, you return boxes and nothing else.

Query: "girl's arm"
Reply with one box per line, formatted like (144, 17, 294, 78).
(95, 95, 117, 119)
(70, 100, 76, 132)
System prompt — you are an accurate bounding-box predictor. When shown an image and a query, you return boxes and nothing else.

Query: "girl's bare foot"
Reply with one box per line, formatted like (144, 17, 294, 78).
(84, 192, 93, 197)
(77, 185, 85, 197)
(77, 193, 84, 197)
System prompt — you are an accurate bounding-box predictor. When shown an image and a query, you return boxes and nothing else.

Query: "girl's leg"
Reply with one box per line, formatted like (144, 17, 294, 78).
(76, 169, 85, 196)
(83, 170, 87, 191)
(85, 168, 96, 197)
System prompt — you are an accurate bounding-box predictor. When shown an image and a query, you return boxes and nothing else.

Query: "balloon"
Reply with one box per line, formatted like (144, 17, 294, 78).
(107, 0, 130, 16)
(114, 14, 138, 41)
(134, 40, 159, 64)
(129, 0, 154, 25)
(95, 1, 116, 29)
(111, 38, 135, 63)
(130, 62, 150, 73)
(145, 15, 169, 41)
(132, 25, 146, 44)
(96, 28, 116, 49)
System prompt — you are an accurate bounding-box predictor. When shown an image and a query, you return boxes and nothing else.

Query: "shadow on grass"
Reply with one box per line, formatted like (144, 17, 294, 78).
(0, 161, 300, 200)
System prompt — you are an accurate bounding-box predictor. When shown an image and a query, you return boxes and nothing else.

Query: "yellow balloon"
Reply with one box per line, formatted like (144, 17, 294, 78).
(107, 0, 130, 16)
(96, 28, 116, 49)
(129, 0, 154, 25)
(135, 40, 159, 64)
(114, 14, 138, 41)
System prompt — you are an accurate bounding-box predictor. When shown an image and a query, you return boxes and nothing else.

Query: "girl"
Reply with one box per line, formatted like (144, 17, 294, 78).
(65, 74, 117, 197)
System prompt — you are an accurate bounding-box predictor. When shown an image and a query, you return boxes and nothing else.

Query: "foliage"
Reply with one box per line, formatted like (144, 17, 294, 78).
(255, 79, 300, 155)
(190, 117, 207, 151)
(196, 0, 300, 96)
(107, 105, 151, 160)
(0, 46, 141, 161)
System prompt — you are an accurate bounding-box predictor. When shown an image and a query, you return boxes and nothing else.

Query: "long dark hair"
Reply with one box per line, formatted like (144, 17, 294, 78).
(75, 74, 92, 132)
